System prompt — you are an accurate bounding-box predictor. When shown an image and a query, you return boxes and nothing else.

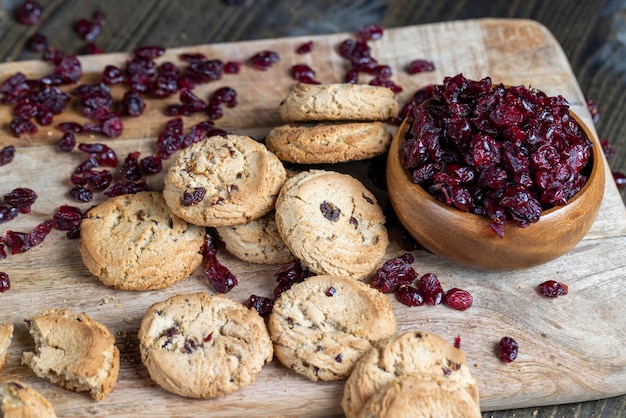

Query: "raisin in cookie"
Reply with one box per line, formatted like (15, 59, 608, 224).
(342, 331, 479, 418)
(279, 83, 399, 122)
(275, 170, 388, 280)
(0, 323, 13, 372)
(0, 380, 57, 418)
(358, 373, 482, 418)
(163, 135, 286, 227)
(138, 292, 273, 399)
(265, 122, 392, 164)
(215, 211, 293, 264)
(268, 274, 396, 381)
(22, 308, 119, 401)
(79, 191, 206, 291)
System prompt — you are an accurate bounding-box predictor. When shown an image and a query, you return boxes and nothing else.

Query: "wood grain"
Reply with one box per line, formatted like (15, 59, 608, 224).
(1, 18, 626, 417)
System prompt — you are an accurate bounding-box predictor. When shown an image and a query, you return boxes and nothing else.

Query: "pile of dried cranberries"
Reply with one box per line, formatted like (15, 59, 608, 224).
(400, 73, 593, 237)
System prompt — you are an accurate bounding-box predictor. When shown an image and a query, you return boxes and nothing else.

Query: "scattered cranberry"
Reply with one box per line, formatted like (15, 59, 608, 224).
(119, 152, 142, 181)
(0, 73, 30, 104)
(202, 236, 238, 293)
(122, 90, 146, 116)
(69, 185, 93, 202)
(407, 59, 435, 74)
(54, 54, 82, 85)
(417, 273, 443, 305)
(14, 1, 42, 25)
(358, 23, 384, 41)
(0, 272, 10, 292)
(586, 98, 600, 124)
(83, 168, 112, 191)
(52, 205, 83, 231)
(58, 131, 76, 152)
(454, 335, 461, 350)
(345, 68, 359, 84)
(248, 50, 280, 70)
(27, 33, 48, 53)
(443, 288, 473, 310)
(496, 336, 519, 362)
(395, 284, 424, 306)
(273, 260, 312, 299)
(245, 295, 274, 316)
(104, 180, 148, 197)
(537, 280, 569, 298)
(10, 117, 37, 137)
(134, 45, 165, 60)
(370, 253, 417, 293)
(0, 146, 16, 166)
(186, 59, 223, 83)
(4, 188, 37, 213)
(291, 64, 319, 84)
(614, 172, 626, 189)
(0, 206, 19, 223)
(4, 220, 53, 255)
(102, 65, 125, 84)
(77, 143, 118, 167)
(83, 43, 104, 55)
(223, 61, 240, 74)
(139, 155, 162, 174)
(296, 41, 313, 54)
(369, 77, 402, 94)
(600, 139, 615, 159)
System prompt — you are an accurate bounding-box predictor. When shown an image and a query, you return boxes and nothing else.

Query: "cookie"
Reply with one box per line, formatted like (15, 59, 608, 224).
(265, 122, 392, 164)
(22, 308, 119, 401)
(275, 170, 388, 280)
(279, 83, 399, 122)
(358, 373, 482, 418)
(342, 331, 479, 418)
(0, 380, 57, 418)
(79, 191, 206, 291)
(268, 274, 396, 381)
(138, 292, 273, 399)
(215, 211, 293, 264)
(0, 323, 13, 373)
(163, 135, 287, 227)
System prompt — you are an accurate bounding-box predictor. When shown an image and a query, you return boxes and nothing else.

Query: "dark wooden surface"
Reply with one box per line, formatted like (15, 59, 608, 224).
(0, 0, 624, 417)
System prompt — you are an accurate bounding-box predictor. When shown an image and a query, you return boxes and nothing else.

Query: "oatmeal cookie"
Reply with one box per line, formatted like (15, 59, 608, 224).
(0, 380, 57, 418)
(268, 274, 396, 381)
(22, 308, 119, 401)
(163, 135, 286, 227)
(0, 323, 13, 372)
(279, 83, 399, 122)
(138, 292, 273, 399)
(79, 191, 205, 291)
(275, 170, 388, 280)
(265, 122, 392, 164)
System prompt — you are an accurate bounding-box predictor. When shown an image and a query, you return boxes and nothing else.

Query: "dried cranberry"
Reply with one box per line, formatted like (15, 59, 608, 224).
(52, 205, 83, 230)
(1, 73, 30, 104)
(15, 1, 42, 25)
(212, 87, 237, 107)
(120, 152, 142, 181)
(496, 336, 519, 362)
(370, 77, 402, 94)
(370, 253, 417, 293)
(180, 53, 206, 63)
(296, 41, 313, 54)
(77, 143, 118, 167)
(99, 113, 123, 138)
(27, 33, 48, 53)
(273, 260, 312, 299)
(358, 23, 384, 41)
(613, 172, 626, 189)
(58, 131, 76, 152)
(75, 18, 101, 41)
(4, 188, 37, 213)
(454, 335, 461, 350)
(345, 68, 359, 84)
(57, 122, 83, 133)
(101, 65, 125, 85)
(104, 180, 148, 197)
(139, 155, 163, 174)
(0, 206, 19, 223)
(178, 89, 207, 112)
(182, 187, 206, 206)
(134, 46, 166, 60)
(291, 64, 319, 84)
(417, 273, 443, 305)
(74, 156, 99, 174)
(223, 61, 240, 74)
(69, 186, 93, 202)
(395, 284, 424, 306)
(202, 236, 238, 293)
(54, 55, 82, 85)
(75, 83, 112, 119)
(83, 168, 112, 191)
(122, 90, 145, 116)
(536, 280, 568, 298)
(0, 146, 16, 166)
(10, 117, 37, 137)
(443, 288, 473, 310)
(126, 57, 156, 92)
(600, 139, 615, 159)
(245, 295, 274, 316)
(187, 59, 224, 82)
(83, 43, 104, 55)
(248, 50, 280, 70)
(5, 220, 53, 254)
(0, 272, 9, 291)
(407, 59, 435, 74)
(586, 98, 600, 124)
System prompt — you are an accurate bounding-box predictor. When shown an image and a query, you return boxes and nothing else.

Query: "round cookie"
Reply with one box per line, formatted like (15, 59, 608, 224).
(22, 308, 120, 401)
(268, 274, 396, 381)
(265, 122, 392, 164)
(138, 292, 273, 399)
(163, 135, 287, 227)
(0, 323, 13, 373)
(358, 373, 482, 418)
(0, 380, 57, 418)
(79, 191, 206, 291)
(342, 331, 479, 418)
(215, 211, 293, 264)
(279, 83, 399, 122)
(275, 170, 388, 280)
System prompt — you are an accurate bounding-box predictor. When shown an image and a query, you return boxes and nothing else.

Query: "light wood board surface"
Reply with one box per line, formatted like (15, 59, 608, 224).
(0, 18, 625, 416)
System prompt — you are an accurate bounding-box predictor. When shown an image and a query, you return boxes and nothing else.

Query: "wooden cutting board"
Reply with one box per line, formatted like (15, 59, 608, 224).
(1, 18, 625, 416)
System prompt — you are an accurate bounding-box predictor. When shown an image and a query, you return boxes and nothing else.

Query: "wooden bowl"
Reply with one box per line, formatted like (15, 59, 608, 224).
(387, 111, 605, 271)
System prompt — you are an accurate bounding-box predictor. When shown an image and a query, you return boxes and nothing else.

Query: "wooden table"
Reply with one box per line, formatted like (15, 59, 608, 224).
(0, 1, 625, 417)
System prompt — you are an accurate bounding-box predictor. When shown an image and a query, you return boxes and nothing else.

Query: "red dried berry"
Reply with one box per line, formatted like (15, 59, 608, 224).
(245, 295, 274, 317)
(296, 41, 313, 54)
(0, 272, 10, 291)
(454, 335, 461, 350)
(69, 186, 93, 202)
(182, 187, 206, 206)
(248, 50, 280, 70)
(27, 33, 48, 53)
(358, 23, 384, 41)
(600, 139, 615, 159)
(273, 260, 312, 299)
(496, 336, 519, 362)
(370, 253, 417, 293)
(443, 288, 473, 310)
(104, 180, 148, 197)
(202, 236, 238, 293)
(187, 59, 224, 83)
(407, 59, 435, 74)
(101, 65, 125, 84)
(536, 280, 568, 298)
(83, 43, 104, 55)
(119, 152, 142, 181)
(122, 90, 145, 116)
(586, 98, 600, 124)
(223, 61, 240, 74)
(4, 188, 37, 213)
(417, 273, 443, 305)
(613, 172, 626, 189)
(77, 143, 118, 167)
(134, 46, 166, 60)
(10, 117, 37, 138)
(139, 155, 163, 174)
(15, 1, 42, 25)
(291, 64, 318, 84)
(52, 205, 83, 231)
(5, 220, 53, 254)
(395, 284, 424, 307)
(58, 131, 76, 152)
(0, 146, 16, 166)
